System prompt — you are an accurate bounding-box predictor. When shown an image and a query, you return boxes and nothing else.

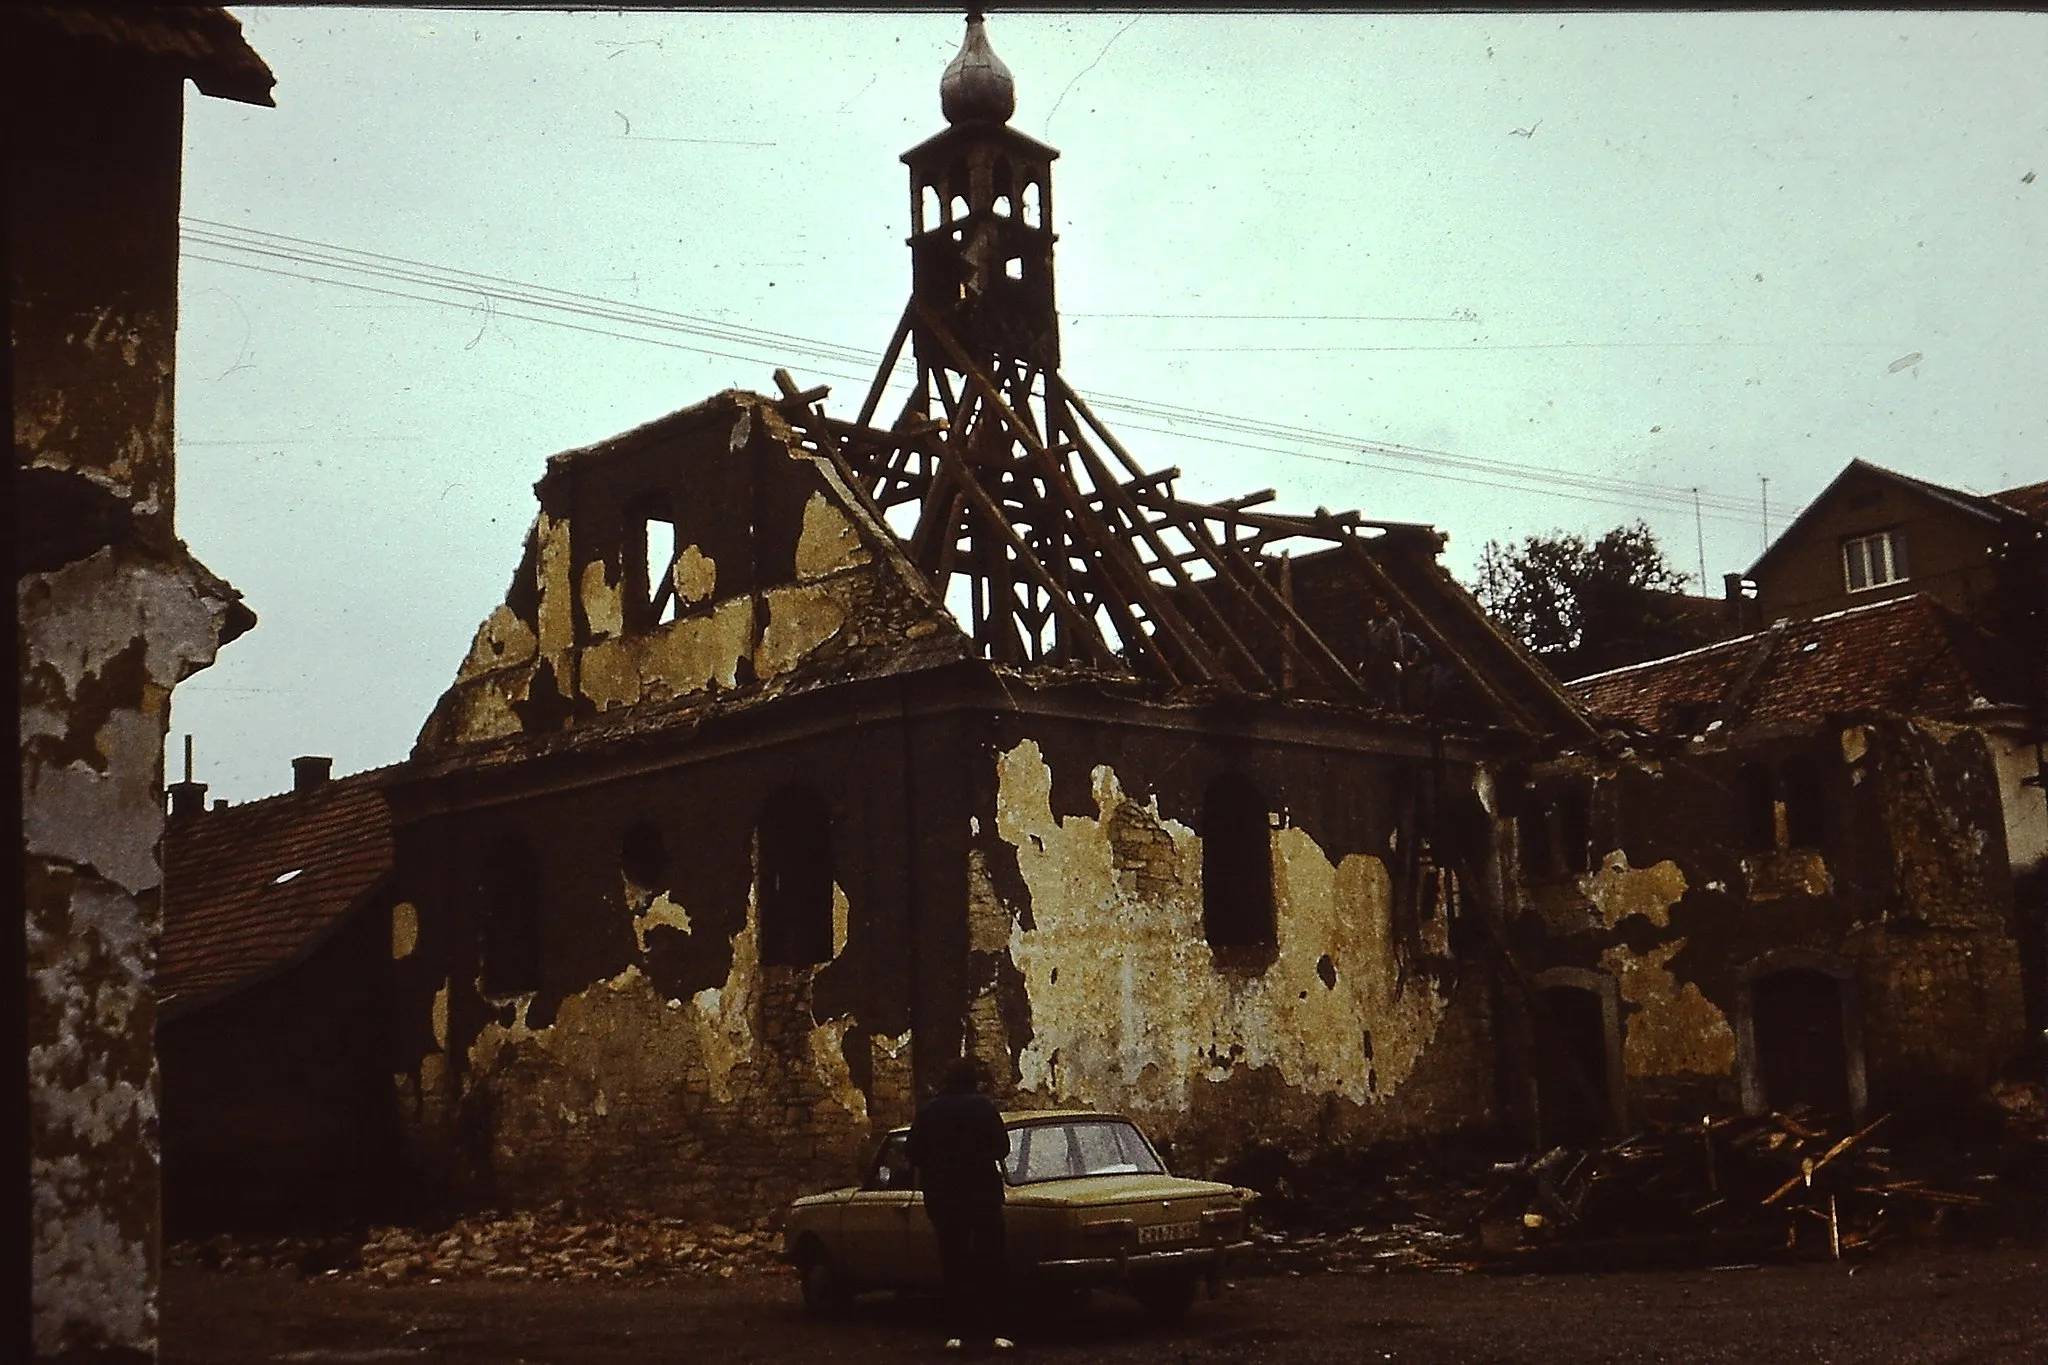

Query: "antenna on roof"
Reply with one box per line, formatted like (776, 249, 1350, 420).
(1692, 488, 1707, 592)
(1759, 475, 1771, 552)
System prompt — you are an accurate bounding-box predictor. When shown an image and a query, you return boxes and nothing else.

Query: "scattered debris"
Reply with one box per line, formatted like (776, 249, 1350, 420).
(1226, 1096, 2046, 1275)
(166, 1206, 787, 1284)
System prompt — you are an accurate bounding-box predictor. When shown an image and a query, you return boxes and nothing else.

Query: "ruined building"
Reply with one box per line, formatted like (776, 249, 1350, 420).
(156, 19, 2042, 1232)
(10, 6, 272, 1358)
(367, 17, 1587, 1220)
(1513, 457, 2047, 1146)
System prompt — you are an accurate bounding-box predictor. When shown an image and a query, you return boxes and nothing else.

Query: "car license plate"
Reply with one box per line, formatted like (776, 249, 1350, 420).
(1137, 1220, 1200, 1246)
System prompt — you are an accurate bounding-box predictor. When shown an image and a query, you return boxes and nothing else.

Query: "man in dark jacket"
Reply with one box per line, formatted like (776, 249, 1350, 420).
(906, 1057, 1013, 1352)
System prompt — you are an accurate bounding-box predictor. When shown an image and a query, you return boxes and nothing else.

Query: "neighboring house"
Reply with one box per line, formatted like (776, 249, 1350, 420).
(8, 7, 270, 1359)
(1744, 458, 2047, 634)
(158, 762, 404, 1235)
(1505, 593, 2040, 1146)
(366, 18, 1590, 1224)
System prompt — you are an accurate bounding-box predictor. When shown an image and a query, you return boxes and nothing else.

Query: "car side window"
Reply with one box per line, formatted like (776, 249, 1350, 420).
(865, 1134, 915, 1191)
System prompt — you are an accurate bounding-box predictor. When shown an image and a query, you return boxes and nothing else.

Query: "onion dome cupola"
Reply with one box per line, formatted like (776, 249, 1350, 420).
(902, 11, 1061, 376)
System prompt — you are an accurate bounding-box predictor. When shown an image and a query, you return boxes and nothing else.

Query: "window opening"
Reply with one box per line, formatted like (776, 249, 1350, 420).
(1202, 773, 1275, 949)
(1842, 529, 1908, 592)
(645, 517, 678, 625)
(480, 836, 541, 997)
(1004, 257, 1024, 281)
(1021, 181, 1042, 229)
(620, 822, 665, 909)
(1555, 784, 1593, 875)
(1780, 757, 1825, 850)
(1736, 763, 1776, 852)
(920, 184, 941, 232)
(757, 785, 835, 966)
(949, 193, 970, 222)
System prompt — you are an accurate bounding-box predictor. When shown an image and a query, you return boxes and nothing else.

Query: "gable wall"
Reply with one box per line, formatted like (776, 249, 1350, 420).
(1755, 468, 2005, 624)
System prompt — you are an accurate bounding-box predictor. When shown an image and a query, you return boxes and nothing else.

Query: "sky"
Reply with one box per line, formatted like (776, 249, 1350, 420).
(170, 8, 2047, 804)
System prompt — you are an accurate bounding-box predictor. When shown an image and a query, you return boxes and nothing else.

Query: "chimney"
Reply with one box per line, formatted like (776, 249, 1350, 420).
(293, 755, 333, 792)
(167, 733, 207, 820)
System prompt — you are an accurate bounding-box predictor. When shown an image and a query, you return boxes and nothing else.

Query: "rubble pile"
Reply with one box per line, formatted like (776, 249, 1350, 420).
(1230, 1088, 2045, 1274)
(167, 1207, 786, 1284)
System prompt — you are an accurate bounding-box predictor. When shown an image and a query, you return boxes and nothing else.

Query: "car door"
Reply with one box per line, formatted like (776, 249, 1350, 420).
(838, 1134, 916, 1289)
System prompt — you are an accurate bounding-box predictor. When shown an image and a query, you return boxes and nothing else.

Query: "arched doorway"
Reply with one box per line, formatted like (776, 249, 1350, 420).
(1533, 977, 1619, 1145)
(1749, 968, 1853, 1119)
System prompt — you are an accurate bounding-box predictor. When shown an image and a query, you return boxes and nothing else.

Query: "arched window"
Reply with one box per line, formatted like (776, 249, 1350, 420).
(758, 785, 834, 966)
(1202, 774, 1275, 949)
(480, 836, 540, 996)
(620, 821, 665, 909)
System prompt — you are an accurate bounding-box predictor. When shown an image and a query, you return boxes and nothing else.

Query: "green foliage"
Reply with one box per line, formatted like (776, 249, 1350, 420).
(1473, 522, 1690, 661)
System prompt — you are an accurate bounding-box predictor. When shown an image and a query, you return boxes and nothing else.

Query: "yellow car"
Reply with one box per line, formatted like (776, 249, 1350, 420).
(782, 1110, 1251, 1322)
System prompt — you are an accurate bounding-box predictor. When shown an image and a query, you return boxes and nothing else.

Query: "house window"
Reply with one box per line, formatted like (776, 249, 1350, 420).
(1842, 529, 1908, 592)
(480, 836, 541, 997)
(758, 785, 834, 967)
(1202, 774, 1276, 949)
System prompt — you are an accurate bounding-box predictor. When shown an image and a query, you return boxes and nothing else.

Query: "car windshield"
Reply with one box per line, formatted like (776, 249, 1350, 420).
(1003, 1119, 1165, 1185)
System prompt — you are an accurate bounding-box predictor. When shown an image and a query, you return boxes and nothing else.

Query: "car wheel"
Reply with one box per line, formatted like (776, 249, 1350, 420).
(1131, 1269, 1198, 1324)
(798, 1253, 851, 1315)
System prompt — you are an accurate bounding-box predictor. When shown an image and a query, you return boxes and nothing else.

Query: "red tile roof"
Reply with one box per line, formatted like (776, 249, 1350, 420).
(159, 770, 393, 1017)
(12, 6, 276, 106)
(1993, 480, 2048, 524)
(1568, 594, 2010, 736)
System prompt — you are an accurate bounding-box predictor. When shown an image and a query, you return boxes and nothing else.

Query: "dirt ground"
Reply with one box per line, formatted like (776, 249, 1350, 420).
(165, 1243, 2047, 1365)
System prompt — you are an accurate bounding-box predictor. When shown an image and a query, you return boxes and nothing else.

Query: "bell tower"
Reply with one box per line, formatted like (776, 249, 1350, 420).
(900, 11, 1060, 413)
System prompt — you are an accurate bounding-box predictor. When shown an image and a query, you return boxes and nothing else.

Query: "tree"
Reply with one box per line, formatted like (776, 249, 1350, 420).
(1473, 522, 1713, 678)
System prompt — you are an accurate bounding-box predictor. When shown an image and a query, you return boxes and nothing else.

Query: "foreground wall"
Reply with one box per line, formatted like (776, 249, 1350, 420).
(12, 39, 251, 1361)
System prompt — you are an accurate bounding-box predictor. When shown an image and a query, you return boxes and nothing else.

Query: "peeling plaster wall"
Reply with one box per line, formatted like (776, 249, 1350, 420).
(1516, 715, 2028, 1120)
(387, 697, 978, 1220)
(414, 394, 956, 757)
(974, 725, 1498, 1175)
(13, 46, 252, 1360)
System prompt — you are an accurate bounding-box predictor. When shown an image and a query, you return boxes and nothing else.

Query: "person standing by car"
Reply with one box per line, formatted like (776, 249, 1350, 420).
(907, 1056, 1014, 1352)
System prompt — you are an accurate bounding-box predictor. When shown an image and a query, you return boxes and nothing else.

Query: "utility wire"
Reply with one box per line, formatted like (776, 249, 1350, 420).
(181, 218, 1764, 525)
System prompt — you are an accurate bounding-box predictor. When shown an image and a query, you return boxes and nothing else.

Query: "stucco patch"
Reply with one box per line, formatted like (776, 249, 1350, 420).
(754, 584, 846, 679)
(1600, 940, 1736, 1079)
(579, 559, 624, 640)
(794, 492, 871, 581)
(457, 604, 538, 682)
(391, 902, 419, 960)
(631, 891, 692, 954)
(674, 544, 717, 606)
(1580, 851, 1688, 930)
(633, 596, 752, 697)
(580, 636, 641, 711)
(534, 511, 575, 655)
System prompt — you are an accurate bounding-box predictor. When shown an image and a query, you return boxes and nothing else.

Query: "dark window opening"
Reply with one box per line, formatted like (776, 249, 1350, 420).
(1202, 774, 1276, 949)
(1781, 757, 1825, 850)
(480, 836, 541, 997)
(620, 822, 665, 908)
(1555, 784, 1593, 875)
(758, 785, 834, 967)
(1736, 763, 1776, 852)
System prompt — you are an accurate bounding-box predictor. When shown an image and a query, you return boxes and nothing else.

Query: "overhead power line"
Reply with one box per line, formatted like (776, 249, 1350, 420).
(179, 218, 1765, 527)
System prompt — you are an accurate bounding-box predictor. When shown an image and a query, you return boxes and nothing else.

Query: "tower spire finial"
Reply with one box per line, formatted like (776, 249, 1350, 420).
(941, 11, 1014, 126)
